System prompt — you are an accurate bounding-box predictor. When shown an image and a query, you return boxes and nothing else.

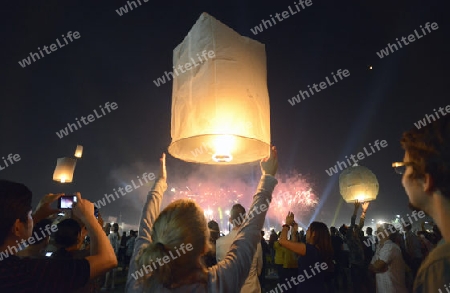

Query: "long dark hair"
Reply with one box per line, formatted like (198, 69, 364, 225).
(309, 221, 334, 263)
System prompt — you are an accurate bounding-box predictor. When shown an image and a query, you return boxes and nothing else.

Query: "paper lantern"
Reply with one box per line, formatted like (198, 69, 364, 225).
(74, 145, 83, 158)
(339, 165, 379, 203)
(168, 12, 271, 165)
(53, 157, 77, 183)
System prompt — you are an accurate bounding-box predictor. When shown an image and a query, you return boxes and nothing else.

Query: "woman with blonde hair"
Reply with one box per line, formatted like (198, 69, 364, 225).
(126, 147, 279, 292)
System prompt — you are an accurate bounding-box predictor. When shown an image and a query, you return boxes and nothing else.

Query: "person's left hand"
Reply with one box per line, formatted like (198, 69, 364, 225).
(354, 200, 361, 211)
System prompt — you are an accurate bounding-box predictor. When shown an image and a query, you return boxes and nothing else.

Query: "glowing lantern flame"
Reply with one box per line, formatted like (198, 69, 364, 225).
(212, 135, 235, 162)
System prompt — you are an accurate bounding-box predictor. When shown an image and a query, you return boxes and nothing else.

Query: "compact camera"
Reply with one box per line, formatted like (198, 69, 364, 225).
(58, 195, 77, 209)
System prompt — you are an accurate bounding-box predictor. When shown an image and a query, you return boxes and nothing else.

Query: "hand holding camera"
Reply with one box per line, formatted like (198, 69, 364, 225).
(33, 193, 64, 223)
(72, 192, 96, 223)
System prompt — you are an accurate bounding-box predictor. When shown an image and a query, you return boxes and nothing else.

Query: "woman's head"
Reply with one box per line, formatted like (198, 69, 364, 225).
(137, 199, 210, 288)
(306, 221, 333, 261)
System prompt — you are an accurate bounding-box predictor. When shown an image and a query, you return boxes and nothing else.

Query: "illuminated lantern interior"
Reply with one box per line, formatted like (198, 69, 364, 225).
(168, 12, 271, 164)
(339, 165, 379, 203)
(53, 157, 77, 183)
(74, 145, 83, 158)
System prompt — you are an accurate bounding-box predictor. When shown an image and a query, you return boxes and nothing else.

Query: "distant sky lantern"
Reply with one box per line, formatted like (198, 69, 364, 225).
(168, 12, 271, 164)
(53, 157, 77, 183)
(74, 145, 83, 158)
(339, 164, 379, 203)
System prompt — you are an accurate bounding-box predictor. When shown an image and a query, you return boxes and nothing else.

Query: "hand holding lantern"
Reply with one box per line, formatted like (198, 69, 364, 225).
(361, 201, 370, 213)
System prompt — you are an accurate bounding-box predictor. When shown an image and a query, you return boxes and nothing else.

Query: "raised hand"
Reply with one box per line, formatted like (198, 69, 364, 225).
(72, 192, 95, 223)
(33, 193, 63, 223)
(361, 201, 370, 212)
(260, 146, 278, 176)
(354, 200, 361, 210)
(285, 211, 294, 226)
(159, 153, 167, 180)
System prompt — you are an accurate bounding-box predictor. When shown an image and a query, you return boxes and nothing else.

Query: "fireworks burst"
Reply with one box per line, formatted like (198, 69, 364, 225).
(164, 171, 318, 230)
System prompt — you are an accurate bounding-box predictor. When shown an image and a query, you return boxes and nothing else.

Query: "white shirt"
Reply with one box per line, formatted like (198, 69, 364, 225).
(216, 229, 263, 293)
(108, 232, 120, 255)
(371, 240, 408, 293)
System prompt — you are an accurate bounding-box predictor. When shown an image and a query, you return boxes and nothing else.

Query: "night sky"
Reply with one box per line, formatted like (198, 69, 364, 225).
(1, 1, 449, 231)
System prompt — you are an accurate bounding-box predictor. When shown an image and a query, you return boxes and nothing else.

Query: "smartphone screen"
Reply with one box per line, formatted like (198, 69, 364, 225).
(45, 252, 53, 257)
(58, 195, 77, 209)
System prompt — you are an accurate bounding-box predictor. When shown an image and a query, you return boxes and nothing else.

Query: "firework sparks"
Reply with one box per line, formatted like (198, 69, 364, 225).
(164, 171, 318, 231)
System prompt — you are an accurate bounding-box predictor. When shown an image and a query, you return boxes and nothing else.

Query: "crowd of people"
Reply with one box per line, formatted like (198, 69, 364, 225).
(0, 116, 449, 293)
(247, 202, 443, 293)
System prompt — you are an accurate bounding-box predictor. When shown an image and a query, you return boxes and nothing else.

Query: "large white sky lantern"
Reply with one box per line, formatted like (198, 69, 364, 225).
(168, 12, 271, 165)
(339, 164, 379, 203)
(53, 157, 77, 183)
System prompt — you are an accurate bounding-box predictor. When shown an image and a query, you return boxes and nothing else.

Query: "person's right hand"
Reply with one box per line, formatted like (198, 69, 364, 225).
(260, 146, 278, 176)
(73, 192, 95, 223)
(361, 201, 370, 212)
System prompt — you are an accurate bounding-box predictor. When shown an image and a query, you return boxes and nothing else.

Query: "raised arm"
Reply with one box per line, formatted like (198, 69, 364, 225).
(126, 153, 167, 293)
(291, 222, 299, 242)
(138, 153, 167, 242)
(256, 242, 263, 276)
(358, 202, 369, 230)
(279, 212, 306, 255)
(351, 200, 360, 229)
(73, 192, 118, 279)
(211, 146, 278, 292)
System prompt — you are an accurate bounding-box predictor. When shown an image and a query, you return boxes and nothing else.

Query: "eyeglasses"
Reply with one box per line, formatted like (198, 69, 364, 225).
(392, 162, 415, 174)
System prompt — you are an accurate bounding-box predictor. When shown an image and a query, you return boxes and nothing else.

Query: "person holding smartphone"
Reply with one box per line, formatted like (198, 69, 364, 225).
(0, 182, 117, 292)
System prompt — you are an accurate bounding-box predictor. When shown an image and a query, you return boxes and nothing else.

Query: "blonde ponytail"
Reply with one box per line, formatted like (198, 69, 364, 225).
(137, 199, 210, 289)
